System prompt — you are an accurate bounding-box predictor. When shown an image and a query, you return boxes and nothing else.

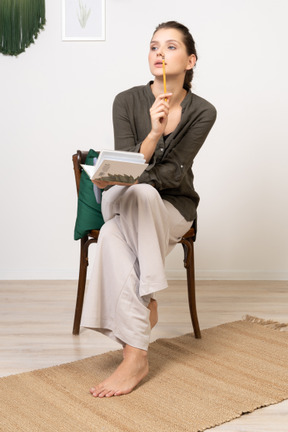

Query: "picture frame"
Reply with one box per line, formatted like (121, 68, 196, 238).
(62, 0, 105, 41)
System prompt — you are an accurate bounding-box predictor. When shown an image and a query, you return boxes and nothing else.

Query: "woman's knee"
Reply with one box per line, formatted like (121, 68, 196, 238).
(125, 184, 160, 206)
(98, 218, 118, 242)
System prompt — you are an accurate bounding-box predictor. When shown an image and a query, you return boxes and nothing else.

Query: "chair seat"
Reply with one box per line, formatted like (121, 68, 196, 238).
(88, 228, 194, 241)
(182, 228, 195, 239)
(89, 230, 100, 240)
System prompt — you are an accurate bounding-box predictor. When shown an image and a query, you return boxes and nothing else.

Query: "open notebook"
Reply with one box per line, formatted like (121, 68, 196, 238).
(81, 150, 148, 184)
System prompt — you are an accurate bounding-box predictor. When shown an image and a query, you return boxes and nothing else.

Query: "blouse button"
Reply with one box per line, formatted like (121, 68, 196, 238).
(180, 165, 184, 168)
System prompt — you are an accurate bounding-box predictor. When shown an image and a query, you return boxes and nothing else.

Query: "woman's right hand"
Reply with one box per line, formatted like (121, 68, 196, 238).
(92, 179, 138, 189)
(139, 92, 172, 163)
(149, 92, 172, 138)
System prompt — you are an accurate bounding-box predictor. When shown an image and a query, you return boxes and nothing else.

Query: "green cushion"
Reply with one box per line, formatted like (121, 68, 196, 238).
(74, 149, 105, 240)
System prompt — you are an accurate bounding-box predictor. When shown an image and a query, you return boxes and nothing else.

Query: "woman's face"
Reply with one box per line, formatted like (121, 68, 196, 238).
(148, 28, 195, 80)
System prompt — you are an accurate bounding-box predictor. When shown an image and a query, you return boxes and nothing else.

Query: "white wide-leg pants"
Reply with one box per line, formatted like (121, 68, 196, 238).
(81, 184, 192, 350)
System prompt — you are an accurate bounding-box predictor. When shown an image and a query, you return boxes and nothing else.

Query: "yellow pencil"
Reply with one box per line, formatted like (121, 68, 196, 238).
(162, 56, 167, 100)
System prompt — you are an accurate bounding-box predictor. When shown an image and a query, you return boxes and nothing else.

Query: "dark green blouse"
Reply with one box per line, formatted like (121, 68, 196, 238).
(112, 82, 217, 221)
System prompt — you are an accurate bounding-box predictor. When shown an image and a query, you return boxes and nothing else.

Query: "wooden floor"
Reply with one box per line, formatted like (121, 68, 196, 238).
(0, 280, 287, 431)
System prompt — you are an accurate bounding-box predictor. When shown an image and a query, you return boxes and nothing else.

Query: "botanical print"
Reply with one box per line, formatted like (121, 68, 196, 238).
(77, 0, 91, 28)
(63, 0, 105, 40)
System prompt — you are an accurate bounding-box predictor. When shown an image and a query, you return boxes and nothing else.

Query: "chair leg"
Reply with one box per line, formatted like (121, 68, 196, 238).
(182, 238, 201, 339)
(72, 237, 89, 335)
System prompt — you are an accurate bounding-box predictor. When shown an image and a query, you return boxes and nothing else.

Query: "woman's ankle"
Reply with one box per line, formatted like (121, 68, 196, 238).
(148, 299, 158, 329)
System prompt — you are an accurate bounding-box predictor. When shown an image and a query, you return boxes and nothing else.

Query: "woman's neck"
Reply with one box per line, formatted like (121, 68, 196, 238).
(151, 76, 187, 108)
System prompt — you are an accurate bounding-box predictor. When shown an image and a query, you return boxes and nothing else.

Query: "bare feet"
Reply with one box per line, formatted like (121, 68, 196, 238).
(148, 299, 158, 329)
(90, 345, 148, 398)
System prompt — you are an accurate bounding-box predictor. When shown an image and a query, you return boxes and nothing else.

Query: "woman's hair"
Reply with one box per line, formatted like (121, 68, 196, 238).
(153, 21, 198, 90)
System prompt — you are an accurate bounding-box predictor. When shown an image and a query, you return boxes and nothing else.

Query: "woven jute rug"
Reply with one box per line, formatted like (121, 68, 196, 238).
(1, 316, 288, 432)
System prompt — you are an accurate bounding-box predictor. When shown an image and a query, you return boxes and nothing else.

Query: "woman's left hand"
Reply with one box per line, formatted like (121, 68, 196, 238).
(92, 179, 138, 189)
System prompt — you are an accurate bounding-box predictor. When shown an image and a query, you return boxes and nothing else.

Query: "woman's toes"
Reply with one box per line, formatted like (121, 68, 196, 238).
(91, 386, 103, 397)
(105, 389, 116, 398)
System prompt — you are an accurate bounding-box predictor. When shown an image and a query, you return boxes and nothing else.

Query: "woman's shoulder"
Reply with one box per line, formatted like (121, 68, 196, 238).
(180, 91, 217, 127)
(190, 92, 217, 115)
(182, 91, 217, 124)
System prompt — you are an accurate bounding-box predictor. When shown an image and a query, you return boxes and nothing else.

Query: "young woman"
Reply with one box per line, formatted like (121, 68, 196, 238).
(81, 21, 217, 398)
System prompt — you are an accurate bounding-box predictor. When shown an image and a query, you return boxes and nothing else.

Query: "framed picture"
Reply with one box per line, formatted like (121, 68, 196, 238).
(62, 0, 105, 41)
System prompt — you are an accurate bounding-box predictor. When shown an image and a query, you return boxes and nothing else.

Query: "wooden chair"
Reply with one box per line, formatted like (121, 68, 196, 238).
(72, 150, 201, 339)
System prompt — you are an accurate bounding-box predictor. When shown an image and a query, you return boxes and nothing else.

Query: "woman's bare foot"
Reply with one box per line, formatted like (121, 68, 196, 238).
(90, 345, 148, 398)
(148, 299, 158, 329)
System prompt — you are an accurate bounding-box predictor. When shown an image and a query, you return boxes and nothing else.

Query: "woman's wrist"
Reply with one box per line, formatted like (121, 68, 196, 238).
(147, 130, 162, 142)
(140, 130, 162, 162)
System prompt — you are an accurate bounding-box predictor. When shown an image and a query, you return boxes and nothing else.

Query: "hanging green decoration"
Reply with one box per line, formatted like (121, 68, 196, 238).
(0, 0, 46, 56)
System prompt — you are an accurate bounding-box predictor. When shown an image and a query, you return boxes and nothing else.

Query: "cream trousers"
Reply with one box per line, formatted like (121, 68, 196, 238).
(81, 184, 192, 350)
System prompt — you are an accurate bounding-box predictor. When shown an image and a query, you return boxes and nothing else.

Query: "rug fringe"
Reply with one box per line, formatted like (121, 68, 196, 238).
(243, 315, 288, 331)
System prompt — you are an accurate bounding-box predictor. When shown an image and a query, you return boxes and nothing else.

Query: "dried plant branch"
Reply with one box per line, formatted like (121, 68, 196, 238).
(77, 0, 91, 28)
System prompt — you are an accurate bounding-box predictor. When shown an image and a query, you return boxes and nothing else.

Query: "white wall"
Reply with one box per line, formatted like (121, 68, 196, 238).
(0, 0, 287, 280)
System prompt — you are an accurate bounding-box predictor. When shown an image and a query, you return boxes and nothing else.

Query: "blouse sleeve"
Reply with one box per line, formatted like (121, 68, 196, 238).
(112, 92, 145, 154)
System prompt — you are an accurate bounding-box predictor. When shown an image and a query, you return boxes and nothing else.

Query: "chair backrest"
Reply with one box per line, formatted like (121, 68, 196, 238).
(72, 150, 88, 195)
